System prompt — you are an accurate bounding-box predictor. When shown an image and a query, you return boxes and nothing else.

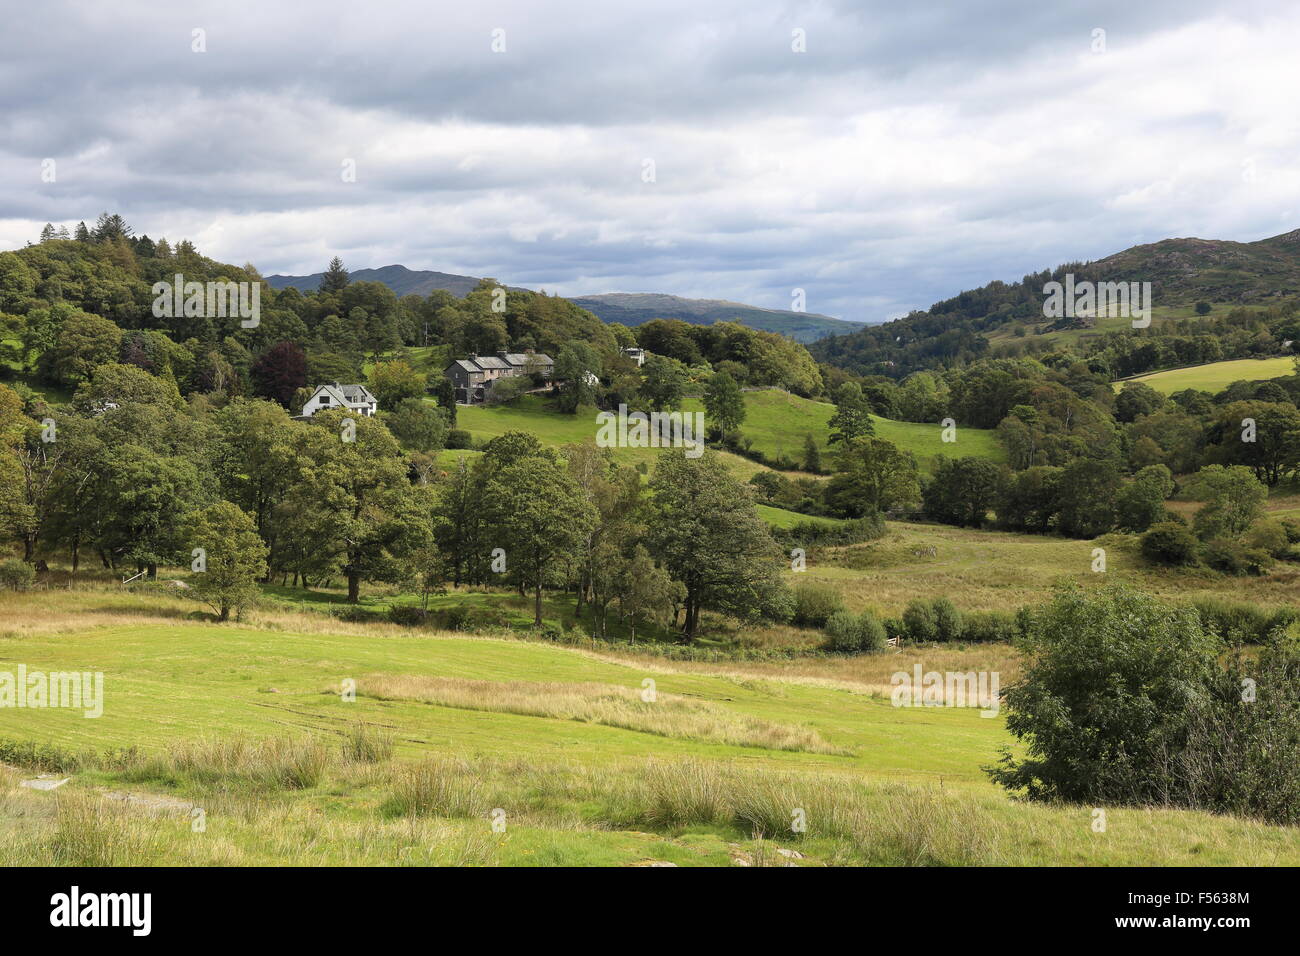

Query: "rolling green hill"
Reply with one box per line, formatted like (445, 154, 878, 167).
(810, 227, 1300, 377)
(1118, 356, 1296, 394)
(448, 395, 767, 481)
(450, 392, 1004, 481)
(680, 389, 1004, 471)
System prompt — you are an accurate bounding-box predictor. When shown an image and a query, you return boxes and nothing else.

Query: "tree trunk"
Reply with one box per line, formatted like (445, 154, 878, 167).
(534, 580, 543, 627)
(219, 604, 230, 622)
(347, 571, 360, 603)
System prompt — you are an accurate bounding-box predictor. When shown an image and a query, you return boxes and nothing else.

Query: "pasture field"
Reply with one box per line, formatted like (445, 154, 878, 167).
(792, 519, 1300, 617)
(3, 585, 1299, 866)
(1119, 356, 1295, 394)
(451, 391, 1003, 477)
(985, 302, 1257, 349)
(450, 396, 766, 481)
(680, 390, 1004, 471)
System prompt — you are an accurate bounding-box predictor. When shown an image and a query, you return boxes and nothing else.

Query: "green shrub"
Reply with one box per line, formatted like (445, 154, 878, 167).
(333, 605, 379, 623)
(1191, 598, 1298, 644)
(902, 600, 938, 642)
(1245, 519, 1289, 558)
(1202, 538, 1273, 576)
(960, 610, 1016, 643)
(445, 429, 473, 450)
(792, 581, 844, 627)
(931, 597, 963, 642)
(387, 605, 428, 626)
(485, 376, 530, 406)
(901, 597, 963, 642)
(0, 558, 36, 591)
(824, 610, 887, 654)
(1140, 522, 1199, 566)
(989, 585, 1219, 806)
(434, 604, 512, 632)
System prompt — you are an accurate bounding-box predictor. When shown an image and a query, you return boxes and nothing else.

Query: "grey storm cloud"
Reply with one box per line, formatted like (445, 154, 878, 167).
(2, 0, 1298, 322)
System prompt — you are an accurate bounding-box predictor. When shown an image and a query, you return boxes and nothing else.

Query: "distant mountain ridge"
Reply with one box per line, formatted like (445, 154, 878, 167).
(264, 265, 861, 343)
(265, 264, 493, 298)
(567, 292, 859, 342)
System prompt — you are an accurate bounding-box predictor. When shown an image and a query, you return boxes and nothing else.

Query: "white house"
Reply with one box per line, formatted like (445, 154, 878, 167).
(300, 383, 378, 418)
(622, 347, 647, 367)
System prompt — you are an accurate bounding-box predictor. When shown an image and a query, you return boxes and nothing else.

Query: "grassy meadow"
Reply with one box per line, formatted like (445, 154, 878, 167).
(4, 523, 1300, 866)
(451, 390, 1003, 478)
(789, 519, 1300, 617)
(1118, 356, 1295, 394)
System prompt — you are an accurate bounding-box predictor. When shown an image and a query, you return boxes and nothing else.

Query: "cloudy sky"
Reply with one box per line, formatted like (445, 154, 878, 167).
(3, 0, 1299, 324)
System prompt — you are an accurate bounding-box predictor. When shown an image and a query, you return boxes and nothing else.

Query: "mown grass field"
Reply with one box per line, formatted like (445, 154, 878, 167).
(1119, 356, 1295, 394)
(3, 586, 1299, 866)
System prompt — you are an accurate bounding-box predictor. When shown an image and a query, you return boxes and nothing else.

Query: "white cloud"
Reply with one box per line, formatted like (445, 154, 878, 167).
(2, 0, 1299, 322)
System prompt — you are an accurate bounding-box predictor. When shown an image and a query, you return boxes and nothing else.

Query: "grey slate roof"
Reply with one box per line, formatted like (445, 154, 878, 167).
(474, 356, 511, 370)
(337, 383, 375, 402)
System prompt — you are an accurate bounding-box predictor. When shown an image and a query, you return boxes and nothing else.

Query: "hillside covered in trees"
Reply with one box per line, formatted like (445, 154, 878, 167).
(810, 228, 1300, 380)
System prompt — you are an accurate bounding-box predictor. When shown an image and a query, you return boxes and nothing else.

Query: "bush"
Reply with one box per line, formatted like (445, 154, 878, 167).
(792, 581, 844, 627)
(902, 600, 938, 642)
(824, 610, 887, 654)
(0, 558, 35, 591)
(387, 605, 429, 626)
(445, 429, 473, 450)
(1245, 518, 1289, 558)
(1140, 522, 1199, 566)
(960, 610, 1017, 643)
(434, 604, 512, 632)
(332, 605, 379, 623)
(1202, 538, 1273, 576)
(989, 585, 1220, 806)
(1191, 598, 1298, 644)
(485, 376, 530, 406)
(900, 597, 964, 642)
(1002, 592, 1300, 825)
(770, 514, 885, 549)
(931, 597, 963, 642)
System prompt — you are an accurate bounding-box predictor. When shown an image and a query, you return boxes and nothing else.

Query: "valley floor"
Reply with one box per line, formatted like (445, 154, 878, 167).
(2, 582, 1298, 866)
